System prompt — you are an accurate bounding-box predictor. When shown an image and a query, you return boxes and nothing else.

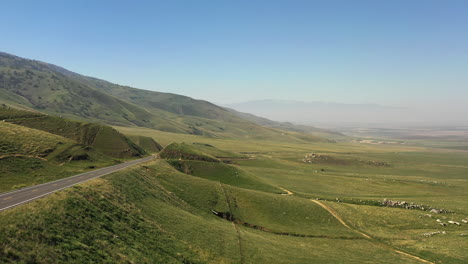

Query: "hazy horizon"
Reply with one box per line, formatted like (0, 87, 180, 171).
(224, 99, 468, 127)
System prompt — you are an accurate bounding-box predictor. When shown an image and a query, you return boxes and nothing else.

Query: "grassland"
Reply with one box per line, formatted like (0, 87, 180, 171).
(0, 122, 467, 263)
(323, 201, 467, 262)
(115, 126, 467, 261)
(0, 160, 427, 263)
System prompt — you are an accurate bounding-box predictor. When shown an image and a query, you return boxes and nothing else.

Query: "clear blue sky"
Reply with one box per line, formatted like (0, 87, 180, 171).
(1, 0, 467, 109)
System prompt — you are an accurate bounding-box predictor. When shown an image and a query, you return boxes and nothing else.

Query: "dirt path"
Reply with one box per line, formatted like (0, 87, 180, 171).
(231, 222, 244, 264)
(0, 154, 48, 161)
(311, 200, 371, 239)
(311, 200, 434, 264)
(90, 127, 103, 146)
(278, 186, 293, 195)
(218, 183, 244, 264)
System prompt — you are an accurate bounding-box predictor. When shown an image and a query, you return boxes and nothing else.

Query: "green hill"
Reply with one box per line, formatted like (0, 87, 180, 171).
(0, 121, 73, 159)
(168, 159, 281, 193)
(0, 120, 116, 192)
(0, 107, 149, 191)
(1, 108, 145, 158)
(159, 142, 220, 162)
(0, 159, 422, 264)
(190, 142, 245, 159)
(127, 135, 163, 153)
(0, 52, 328, 143)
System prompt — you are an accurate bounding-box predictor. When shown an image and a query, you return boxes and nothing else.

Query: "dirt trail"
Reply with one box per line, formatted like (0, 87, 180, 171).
(311, 199, 434, 264)
(0, 154, 48, 161)
(231, 222, 244, 264)
(278, 186, 293, 195)
(90, 127, 103, 146)
(311, 200, 371, 239)
(218, 183, 244, 264)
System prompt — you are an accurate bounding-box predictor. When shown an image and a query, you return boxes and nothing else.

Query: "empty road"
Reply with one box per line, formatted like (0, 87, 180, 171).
(0, 156, 155, 212)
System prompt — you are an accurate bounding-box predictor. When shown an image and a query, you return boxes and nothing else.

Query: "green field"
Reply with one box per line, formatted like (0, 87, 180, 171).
(0, 123, 466, 263)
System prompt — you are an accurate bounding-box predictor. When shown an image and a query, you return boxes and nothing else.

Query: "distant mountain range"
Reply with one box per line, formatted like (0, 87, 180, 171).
(225, 107, 345, 139)
(223, 100, 414, 126)
(225, 99, 468, 127)
(0, 52, 337, 142)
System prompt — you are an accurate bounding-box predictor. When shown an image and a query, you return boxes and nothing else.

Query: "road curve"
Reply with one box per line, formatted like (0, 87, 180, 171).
(0, 156, 155, 212)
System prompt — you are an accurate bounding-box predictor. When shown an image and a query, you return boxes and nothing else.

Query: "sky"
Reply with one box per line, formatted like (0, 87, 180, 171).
(1, 0, 468, 115)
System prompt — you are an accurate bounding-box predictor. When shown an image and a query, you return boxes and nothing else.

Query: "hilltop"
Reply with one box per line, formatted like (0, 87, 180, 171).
(0, 52, 329, 143)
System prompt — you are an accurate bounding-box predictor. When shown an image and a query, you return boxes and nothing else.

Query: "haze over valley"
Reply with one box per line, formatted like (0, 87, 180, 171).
(224, 100, 468, 127)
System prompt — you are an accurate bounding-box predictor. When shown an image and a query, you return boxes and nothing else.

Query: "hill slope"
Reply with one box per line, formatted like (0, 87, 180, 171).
(0, 107, 151, 191)
(0, 52, 327, 143)
(1, 108, 145, 158)
(126, 135, 163, 153)
(0, 159, 425, 264)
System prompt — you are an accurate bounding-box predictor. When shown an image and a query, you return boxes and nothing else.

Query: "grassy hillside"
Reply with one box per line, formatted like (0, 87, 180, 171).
(0, 107, 149, 191)
(168, 160, 280, 193)
(0, 121, 72, 158)
(0, 52, 329, 143)
(0, 131, 466, 262)
(159, 142, 221, 162)
(1, 108, 145, 158)
(325, 201, 468, 262)
(190, 142, 245, 159)
(0, 159, 427, 264)
(0, 121, 117, 192)
(127, 135, 163, 153)
(115, 126, 467, 260)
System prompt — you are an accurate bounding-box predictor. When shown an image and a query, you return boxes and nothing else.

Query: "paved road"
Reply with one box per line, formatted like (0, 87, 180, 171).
(0, 156, 155, 212)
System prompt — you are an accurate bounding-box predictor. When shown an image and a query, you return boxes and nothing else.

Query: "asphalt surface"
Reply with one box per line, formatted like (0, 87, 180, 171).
(0, 156, 155, 212)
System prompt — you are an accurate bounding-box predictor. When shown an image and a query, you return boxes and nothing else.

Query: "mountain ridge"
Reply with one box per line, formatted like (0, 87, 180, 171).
(224, 99, 409, 126)
(0, 52, 330, 143)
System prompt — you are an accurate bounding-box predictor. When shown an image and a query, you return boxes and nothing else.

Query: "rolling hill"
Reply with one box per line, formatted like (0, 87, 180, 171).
(0, 52, 329, 143)
(3, 139, 463, 263)
(0, 106, 161, 192)
(0, 107, 146, 158)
